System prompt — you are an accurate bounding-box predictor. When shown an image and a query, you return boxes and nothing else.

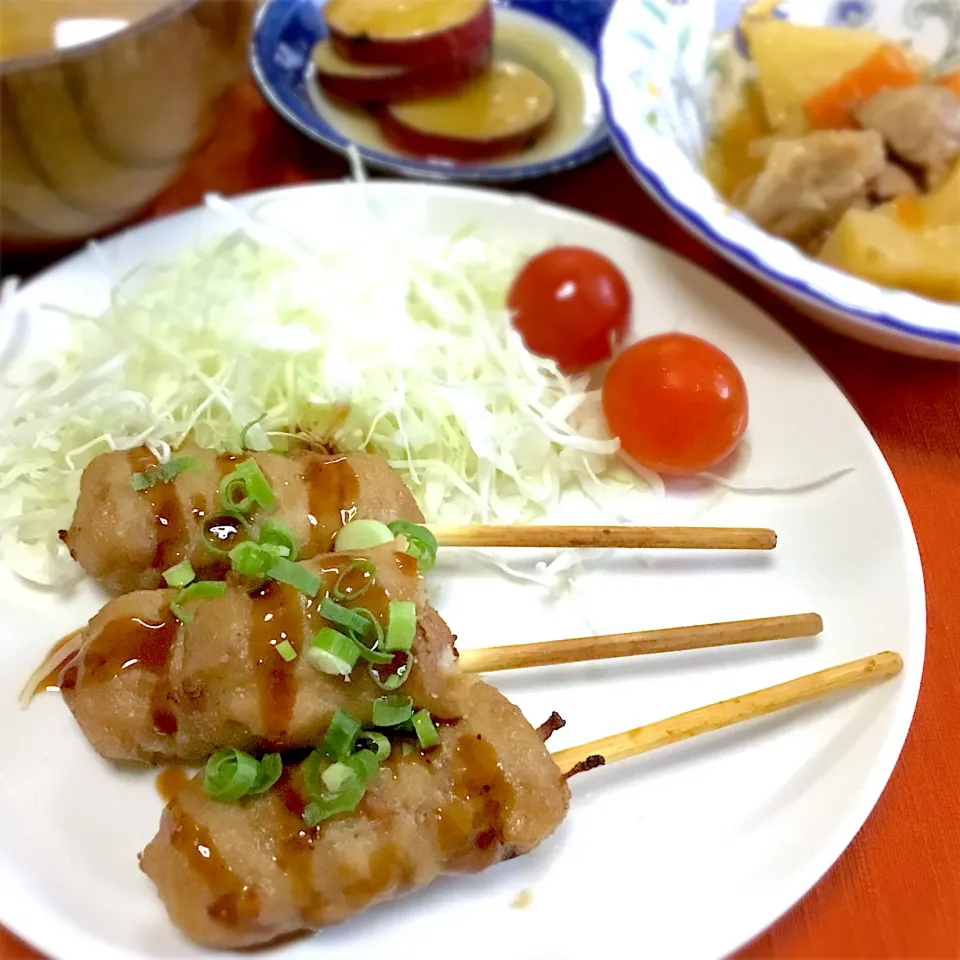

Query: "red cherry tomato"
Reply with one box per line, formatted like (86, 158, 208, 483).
(602, 333, 748, 476)
(507, 246, 631, 373)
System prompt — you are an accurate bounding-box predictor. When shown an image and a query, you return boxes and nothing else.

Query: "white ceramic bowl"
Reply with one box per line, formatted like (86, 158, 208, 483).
(598, 0, 960, 360)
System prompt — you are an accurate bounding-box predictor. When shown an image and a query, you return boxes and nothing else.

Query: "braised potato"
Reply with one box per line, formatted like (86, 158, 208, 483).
(744, 20, 883, 130)
(819, 207, 960, 301)
(920, 158, 960, 225)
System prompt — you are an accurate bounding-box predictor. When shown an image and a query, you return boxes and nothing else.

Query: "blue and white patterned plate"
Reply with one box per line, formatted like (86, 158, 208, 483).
(598, 0, 960, 360)
(251, 0, 613, 182)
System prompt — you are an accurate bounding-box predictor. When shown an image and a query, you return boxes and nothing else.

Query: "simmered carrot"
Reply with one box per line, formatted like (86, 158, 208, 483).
(804, 43, 919, 129)
(935, 69, 960, 99)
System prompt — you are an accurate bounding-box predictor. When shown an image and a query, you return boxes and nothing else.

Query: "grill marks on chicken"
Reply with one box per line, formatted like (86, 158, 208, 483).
(140, 678, 571, 950)
(59, 546, 461, 764)
(63, 446, 424, 594)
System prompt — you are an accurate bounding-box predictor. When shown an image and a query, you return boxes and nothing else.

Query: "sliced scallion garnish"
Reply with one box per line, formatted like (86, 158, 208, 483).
(236, 459, 276, 508)
(384, 600, 416, 652)
(203, 747, 259, 801)
(259, 519, 299, 561)
(267, 557, 321, 598)
(218, 470, 253, 514)
(372, 694, 414, 727)
(171, 580, 227, 623)
(319, 597, 374, 637)
(275, 639, 297, 662)
(370, 650, 413, 690)
(356, 731, 391, 761)
(321, 761, 358, 794)
(162, 559, 195, 588)
(229, 541, 288, 577)
(345, 749, 379, 781)
(322, 709, 361, 760)
(306, 627, 360, 676)
(334, 519, 394, 552)
(131, 455, 198, 491)
(411, 709, 441, 748)
(302, 780, 366, 827)
(332, 558, 376, 602)
(248, 753, 283, 794)
(388, 520, 438, 572)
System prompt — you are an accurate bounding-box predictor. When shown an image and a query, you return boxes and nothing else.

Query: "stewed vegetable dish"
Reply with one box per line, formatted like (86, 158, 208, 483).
(706, 16, 960, 303)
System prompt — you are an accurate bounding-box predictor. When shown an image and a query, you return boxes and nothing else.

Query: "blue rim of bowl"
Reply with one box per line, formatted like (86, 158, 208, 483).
(595, 20, 960, 350)
(250, 0, 613, 183)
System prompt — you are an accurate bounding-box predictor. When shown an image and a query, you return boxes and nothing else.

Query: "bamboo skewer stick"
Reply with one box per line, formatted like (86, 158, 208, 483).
(457, 613, 823, 674)
(551, 651, 903, 776)
(429, 525, 777, 551)
(39, 613, 821, 699)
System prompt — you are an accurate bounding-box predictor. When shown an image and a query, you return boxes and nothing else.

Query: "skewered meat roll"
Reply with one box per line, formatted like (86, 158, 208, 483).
(63, 444, 423, 594)
(140, 678, 570, 949)
(58, 544, 459, 764)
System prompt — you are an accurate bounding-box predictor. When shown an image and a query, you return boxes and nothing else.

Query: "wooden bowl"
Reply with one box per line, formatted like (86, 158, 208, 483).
(0, 0, 254, 253)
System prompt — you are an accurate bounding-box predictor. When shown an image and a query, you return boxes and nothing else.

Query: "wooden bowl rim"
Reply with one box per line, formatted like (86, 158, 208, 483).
(0, 0, 207, 77)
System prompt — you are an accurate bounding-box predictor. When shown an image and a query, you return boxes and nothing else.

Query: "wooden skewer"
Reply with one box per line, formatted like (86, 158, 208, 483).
(551, 651, 903, 776)
(457, 613, 823, 674)
(429, 525, 777, 551)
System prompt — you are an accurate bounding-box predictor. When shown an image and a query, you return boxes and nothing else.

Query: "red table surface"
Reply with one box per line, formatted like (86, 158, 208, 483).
(2, 81, 959, 960)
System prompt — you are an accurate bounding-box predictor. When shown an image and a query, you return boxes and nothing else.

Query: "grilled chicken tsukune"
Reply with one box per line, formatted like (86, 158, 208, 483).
(63, 444, 424, 594)
(141, 677, 570, 950)
(54, 543, 464, 764)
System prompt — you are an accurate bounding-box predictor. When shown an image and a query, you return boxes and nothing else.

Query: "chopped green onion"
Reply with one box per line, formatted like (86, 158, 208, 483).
(345, 749, 379, 781)
(171, 580, 227, 623)
(320, 597, 374, 636)
(267, 557, 321, 598)
(131, 456, 198, 491)
(385, 600, 417, 652)
(350, 608, 384, 644)
(348, 612, 392, 664)
(400, 742, 415, 758)
(356, 731, 391, 761)
(322, 709, 361, 760)
(302, 780, 365, 826)
(204, 748, 259, 801)
(228, 541, 289, 577)
(372, 694, 414, 727)
(411, 709, 441, 748)
(306, 627, 361, 676)
(236, 459, 276, 508)
(388, 521, 438, 572)
(334, 519, 395, 552)
(371, 651, 414, 691)
(275, 639, 297, 662)
(321, 761, 359, 794)
(162, 559, 195, 588)
(229, 541, 270, 577)
(218, 469, 253, 514)
(249, 753, 283, 794)
(332, 559, 376, 601)
(259, 520, 299, 561)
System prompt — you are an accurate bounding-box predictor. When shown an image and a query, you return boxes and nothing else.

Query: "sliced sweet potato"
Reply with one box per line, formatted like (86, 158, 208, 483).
(324, 0, 492, 69)
(379, 60, 555, 161)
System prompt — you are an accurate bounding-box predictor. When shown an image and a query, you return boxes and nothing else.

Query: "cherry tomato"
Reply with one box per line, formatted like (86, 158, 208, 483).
(602, 333, 748, 476)
(507, 246, 631, 373)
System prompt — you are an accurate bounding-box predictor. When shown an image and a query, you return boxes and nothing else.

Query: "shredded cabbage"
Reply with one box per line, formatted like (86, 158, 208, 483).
(0, 191, 647, 586)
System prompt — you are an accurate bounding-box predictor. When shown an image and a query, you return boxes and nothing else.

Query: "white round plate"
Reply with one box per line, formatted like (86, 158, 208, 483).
(0, 182, 924, 960)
